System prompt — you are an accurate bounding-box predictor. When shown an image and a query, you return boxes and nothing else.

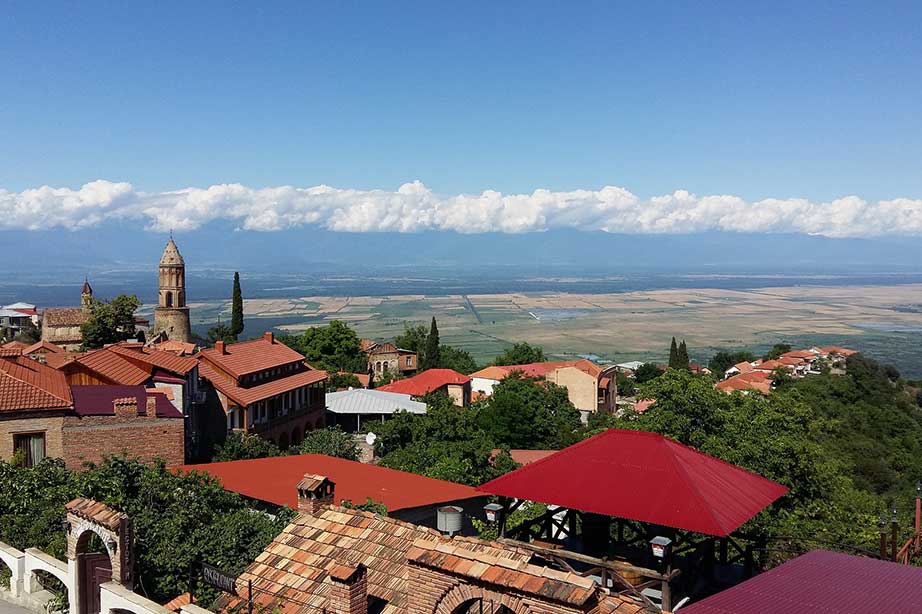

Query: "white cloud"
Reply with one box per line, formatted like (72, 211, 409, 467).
(1, 180, 920, 238)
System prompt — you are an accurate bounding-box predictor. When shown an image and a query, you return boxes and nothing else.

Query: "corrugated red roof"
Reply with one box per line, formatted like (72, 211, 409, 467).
(179, 454, 482, 512)
(682, 550, 922, 614)
(478, 428, 788, 537)
(199, 335, 305, 378)
(198, 361, 326, 406)
(0, 355, 73, 412)
(378, 368, 470, 396)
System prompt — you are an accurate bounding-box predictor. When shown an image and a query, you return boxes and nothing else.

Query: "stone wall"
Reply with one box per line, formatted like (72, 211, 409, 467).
(0, 414, 65, 464)
(62, 414, 184, 468)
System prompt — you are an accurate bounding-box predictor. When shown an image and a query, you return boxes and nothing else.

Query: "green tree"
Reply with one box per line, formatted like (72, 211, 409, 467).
(327, 372, 362, 391)
(394, 324, 428, 354)
(424, 317, 440, 370)
(438, 345, 478, 374)
(668, 337, 679, 368)
(634, 362, 663, 384)
(492, 342, 547, 366)
(676, 339, 690, 370)
(207, 323, 236, 344)
(277, 320, 366, 373)
(14, 319, 41, 344)
(708, 350, 756, 375)
(615, 371, 636, 397)
(230, 272, 244, 339)
(212, 432, 282, 461)
(341, 498, 387, 515)
(295, 427, 360, 461)
(477, 374, 582, 450)
(80, 295, 141, 349)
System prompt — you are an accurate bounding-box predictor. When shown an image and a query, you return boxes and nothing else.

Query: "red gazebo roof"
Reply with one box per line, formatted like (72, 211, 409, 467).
(477, 429, 788, 537)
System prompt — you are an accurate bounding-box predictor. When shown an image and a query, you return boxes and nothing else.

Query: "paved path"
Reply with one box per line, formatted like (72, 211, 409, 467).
(0, 600, 39, 614)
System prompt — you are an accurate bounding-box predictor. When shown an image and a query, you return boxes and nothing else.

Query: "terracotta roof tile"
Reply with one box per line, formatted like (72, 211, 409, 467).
(109, 343, 198, 375)
(23, 340, 66, 355)
(197, 361, 326, 406)
(377, 368, 470, 396)
(65, 497, 128, 531)
(199, 336, 306, 378)
(0, 356, 72, 412)
(72, 347, 151, 385)
(42, 307, 86, 327)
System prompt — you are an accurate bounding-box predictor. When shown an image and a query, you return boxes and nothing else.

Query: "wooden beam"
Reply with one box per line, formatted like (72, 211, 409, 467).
(498, 538, 676, 582)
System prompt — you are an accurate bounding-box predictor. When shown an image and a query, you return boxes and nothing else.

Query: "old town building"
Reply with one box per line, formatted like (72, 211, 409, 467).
(40, 279, 94, 350)
(152, 237, 193, 344)
(0, 355, 185, 468)
(197, 332, 328, 449)
(361, 340, 418, 377)
(378, 368, 472, 407)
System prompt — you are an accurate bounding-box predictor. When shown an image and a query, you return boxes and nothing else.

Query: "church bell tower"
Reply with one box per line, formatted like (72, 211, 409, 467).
(152, 237, 192, 343)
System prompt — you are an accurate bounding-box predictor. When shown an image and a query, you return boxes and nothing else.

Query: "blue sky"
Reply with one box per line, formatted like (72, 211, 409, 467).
(2, 0, 920, 203)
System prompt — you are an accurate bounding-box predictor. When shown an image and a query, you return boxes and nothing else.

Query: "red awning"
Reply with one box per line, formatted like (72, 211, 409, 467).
(477, 429, 788, 537)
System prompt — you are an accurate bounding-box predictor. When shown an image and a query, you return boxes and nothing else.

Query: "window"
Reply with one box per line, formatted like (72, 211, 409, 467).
(14, 432, 46, 467)
(406, 356, 412, 367)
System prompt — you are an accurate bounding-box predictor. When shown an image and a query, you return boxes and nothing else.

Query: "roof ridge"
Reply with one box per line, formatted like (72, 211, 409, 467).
(659, 437, 728, 535)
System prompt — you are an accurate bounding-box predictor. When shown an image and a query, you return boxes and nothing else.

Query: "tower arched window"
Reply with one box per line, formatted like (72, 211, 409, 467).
(165, 291, 173, 308)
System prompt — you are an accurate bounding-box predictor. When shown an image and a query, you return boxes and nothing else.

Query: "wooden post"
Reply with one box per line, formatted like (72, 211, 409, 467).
(248, 579, 253, 614)
(891, 518, 899, 562)
(498, 498, 509, 538)
(880, 522, 888, 560)
(915, 491, 921, 552)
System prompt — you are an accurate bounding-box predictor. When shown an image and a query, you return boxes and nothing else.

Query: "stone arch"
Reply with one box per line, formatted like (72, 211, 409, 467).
(435, 584, 528, 614)
(165, 292, 173, 308)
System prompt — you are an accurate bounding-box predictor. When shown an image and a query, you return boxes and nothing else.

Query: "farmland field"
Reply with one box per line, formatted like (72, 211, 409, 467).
(178, 283, 922, 377)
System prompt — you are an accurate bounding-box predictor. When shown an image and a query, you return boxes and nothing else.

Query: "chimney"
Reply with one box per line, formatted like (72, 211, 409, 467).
(215, 340, 226, 354)
(145, 395, 158, 417)
(113, 397, 140, 419)
(263, 331, 274, 344)
(297, 473, 335, 515)
(327, 563, 367, 614)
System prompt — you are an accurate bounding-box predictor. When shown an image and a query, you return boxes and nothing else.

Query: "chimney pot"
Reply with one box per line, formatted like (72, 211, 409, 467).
(215, 340, 226, 354)
(264, 331, 274, 344)
(328, 564, 367, 614)
(297, 473, 335, 515)
(146, 395, 158, 417)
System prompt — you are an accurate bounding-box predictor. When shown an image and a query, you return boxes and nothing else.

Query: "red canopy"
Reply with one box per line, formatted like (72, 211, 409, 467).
(478, 429, 788, 537)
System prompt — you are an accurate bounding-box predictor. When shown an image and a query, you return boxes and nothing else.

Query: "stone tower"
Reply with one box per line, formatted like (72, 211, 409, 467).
(81, 278, 94, 311)
(152, 237, 192, 343)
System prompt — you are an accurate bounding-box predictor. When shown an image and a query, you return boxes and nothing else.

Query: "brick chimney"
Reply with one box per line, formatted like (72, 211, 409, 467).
(327, 563, 367, 614)
(297, 473, 335, 515)
(215, 340, 226, 354)
(263, 331, 274, 344)
(113, 397, 139, 419)
(145, 395, 158, 417)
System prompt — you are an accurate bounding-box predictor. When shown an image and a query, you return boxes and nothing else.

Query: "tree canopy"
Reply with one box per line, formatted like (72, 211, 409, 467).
(634, 362, 664, 384)
(278, 320, 366, 373)
(708, 350, 756, 375)
(424, 317, 440, 370)
(80, 295, 141, 349)
(230, 272, 244, 339)
(394, 322, 477, 373)
(764, 343, 793, 360)
(492, 342, 546, 366)
(294, 427, 360, 461)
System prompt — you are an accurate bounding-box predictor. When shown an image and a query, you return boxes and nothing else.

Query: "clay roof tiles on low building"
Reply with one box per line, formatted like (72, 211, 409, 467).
(198, 335, 306, 378)
(0, 355, 73, 412)
(377, 368, 470, 396)
(108, 344, 198, 375)
(73, 348, 152, 385)
(23, 340, 66, 355)
(65, 497, 128, 531)
(42, 307, 87, 327)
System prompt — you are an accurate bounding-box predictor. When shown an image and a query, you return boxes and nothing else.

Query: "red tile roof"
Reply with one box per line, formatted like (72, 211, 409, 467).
(162, 593, 194, 612)
(199, 334, 305, 378)
(682, 550, 922, 614)
(44, 351, 82, 369)
(220, 506, 534, 614)
(716, 372, 772, 395)
(72, 348, 151, 385)
(109, 344, 198, 375)
(1, 341, 28, 350)
(65, 498, 128, 531)
(42, 307, 86, 327)
(782, 350, 817, 360)
(151, 339, 197, 356)
(23, 340, 66, 355)
(0, 356, 72, 412)
(819, 345, 858, 356)
(377, 368, 470, 396)
(478, 428, 788, 537)
(507, 449, 557, 465)
(471, 359, 606, 381)
(0, 347, 23, 357)
(197, 361, 326, 406)
(180, 453, 481, 512)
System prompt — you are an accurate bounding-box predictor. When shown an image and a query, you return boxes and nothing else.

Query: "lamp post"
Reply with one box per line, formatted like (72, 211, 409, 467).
(650, 537, 673, 613)
(879, 513, 888, 560)
(890, 501, 899, 562)
(916, 481, 921, 552)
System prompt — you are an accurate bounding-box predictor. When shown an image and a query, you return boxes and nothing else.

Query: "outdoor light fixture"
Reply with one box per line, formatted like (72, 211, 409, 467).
(108, 538, 118, 553)
(891, 501, 899, 524)
(879, 513, 888, 533)
(483, 503, 503, 523)
(650, 536, 673, 561)
(916, 480, 921, 496)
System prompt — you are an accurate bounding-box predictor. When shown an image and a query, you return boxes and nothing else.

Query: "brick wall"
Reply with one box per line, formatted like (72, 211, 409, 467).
(62, 413, 184, 469)
(0, 414, 65, 462)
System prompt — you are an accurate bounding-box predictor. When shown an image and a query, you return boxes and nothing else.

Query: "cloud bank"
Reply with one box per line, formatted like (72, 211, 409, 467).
(2, 180, 921, 238)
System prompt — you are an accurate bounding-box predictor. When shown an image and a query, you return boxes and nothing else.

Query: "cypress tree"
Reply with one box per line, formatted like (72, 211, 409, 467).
(669, 337, 679, 368)
(231, 272, 244, 339)
(425, 317, 441, 369)
(677, 340, 690, 370)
